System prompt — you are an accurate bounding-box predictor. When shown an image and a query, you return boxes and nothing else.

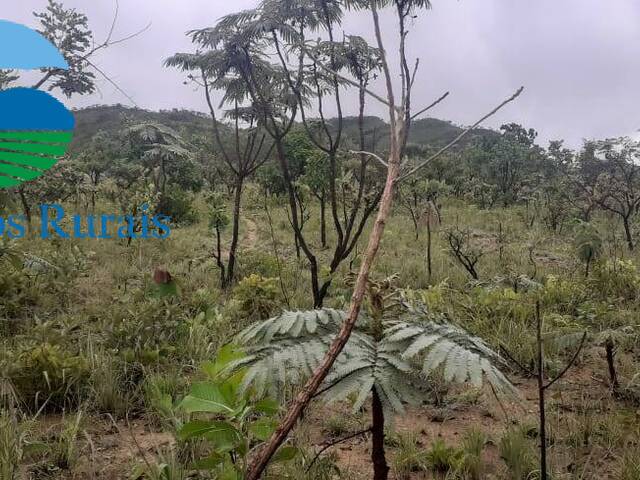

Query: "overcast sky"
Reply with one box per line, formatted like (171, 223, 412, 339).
(4, 0, 640, 147)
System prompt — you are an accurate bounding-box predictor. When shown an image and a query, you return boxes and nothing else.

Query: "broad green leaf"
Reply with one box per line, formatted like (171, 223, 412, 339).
(179, 420, 242, 451)
(272, 446, 299, 463)
(248, 417, 277, 441)
(254, 398, 280, 415)
(179, 382, 235, 414)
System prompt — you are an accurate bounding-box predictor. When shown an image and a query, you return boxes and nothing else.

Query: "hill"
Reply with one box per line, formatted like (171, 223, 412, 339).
(70, 105, 498, 153)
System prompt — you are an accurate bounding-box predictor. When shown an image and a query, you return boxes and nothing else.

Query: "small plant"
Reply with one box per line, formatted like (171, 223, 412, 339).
(174, 345, 297, 478)
(499, 427, 538, 480)
(0, 411, 28, 480)
(459, 429, 488, 480)
(232, 274, 280, 320)
(48, 411, 84, 470)
(573, 221, 602, 277)
(130, 446, 189, 480)
(615, 448, 640, 480)
(392, 432, 429, 479)
(11, 343, 89, 411)
(426, 438, 463, 475)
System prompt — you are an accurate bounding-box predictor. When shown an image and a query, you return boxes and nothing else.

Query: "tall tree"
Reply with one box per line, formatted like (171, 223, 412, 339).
(165, 50, 274, 287)
(242, 1, 523, 479)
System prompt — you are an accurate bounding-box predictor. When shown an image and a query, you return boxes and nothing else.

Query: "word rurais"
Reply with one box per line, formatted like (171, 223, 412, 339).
(0, 204, 171, 240)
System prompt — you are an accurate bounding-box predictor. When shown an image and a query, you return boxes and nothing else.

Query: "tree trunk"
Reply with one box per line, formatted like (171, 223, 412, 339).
(225, 176, 244, 287)
(244, 118, 405, 480)
(426, 217, 432, 283)
(18, 187, 31, 226)
(320, 194, 327, 248)
(536, 303, 548, 480)
(622, 216, 634, 251)
(371, 388, 390, 480)
(605, 339, 619, 392)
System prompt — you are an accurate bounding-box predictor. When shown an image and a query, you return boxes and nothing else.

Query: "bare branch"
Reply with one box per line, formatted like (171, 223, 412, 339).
(543, 332, 587, 390)
(396, 86, 524, 182)
(83, 58, 138, 106)
(306, 428, 371, 472)
(410, 91, 450, 120)
(350, 150, 388, 168)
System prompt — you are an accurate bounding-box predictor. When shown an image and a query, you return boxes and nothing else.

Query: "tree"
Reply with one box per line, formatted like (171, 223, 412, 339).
(125, 122, 194, 203)
(238, 0, 523, 477)
(11, 0, 146, 223)
(233, 299, 515, 479)
(398, 175, 446, 239)
(179, 1, 386, 307)
(76, 131, 122, 208)
(466, 123, 543, 207)
(167, 21, 292, 288)
(592, 138, 640, 250)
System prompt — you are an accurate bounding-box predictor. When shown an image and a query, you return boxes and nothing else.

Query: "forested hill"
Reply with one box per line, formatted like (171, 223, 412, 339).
(70, 104, 498, 152)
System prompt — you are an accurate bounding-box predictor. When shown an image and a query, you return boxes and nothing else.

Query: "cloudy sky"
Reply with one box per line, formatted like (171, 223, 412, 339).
(4, 0, 640, 147)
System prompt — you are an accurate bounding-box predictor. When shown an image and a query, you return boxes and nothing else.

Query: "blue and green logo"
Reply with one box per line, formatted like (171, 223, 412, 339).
(0, 20, 74, 189)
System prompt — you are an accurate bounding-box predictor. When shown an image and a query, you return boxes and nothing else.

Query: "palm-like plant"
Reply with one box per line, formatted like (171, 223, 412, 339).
(231, 283, 515, 479)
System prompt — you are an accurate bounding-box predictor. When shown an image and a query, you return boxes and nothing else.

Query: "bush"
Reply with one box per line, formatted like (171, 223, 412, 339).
(232, 274, 280, 320)
(158, 187, 198, 225)
(10, 343, 89, 411)
(590, 259, 640, 301)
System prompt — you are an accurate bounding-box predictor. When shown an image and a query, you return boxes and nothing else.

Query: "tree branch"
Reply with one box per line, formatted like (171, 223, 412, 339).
(306, 428, 372, 472)
(350, 150, 388, 168)
(410, 91, 450, 120)
(543, 332, 587, 390)
(396, 86, 524, 182)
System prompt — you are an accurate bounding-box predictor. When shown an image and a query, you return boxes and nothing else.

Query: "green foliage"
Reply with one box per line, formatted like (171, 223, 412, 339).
(34, 0, 95, 97)
(232, 274, 280, 321)
(499, 427, 539, 480)
(590, 259, 640, 301)
(9, 343, 89, 411)
(159, 187, 199, 226)
(425, 438, 463, 474)
(235, 306, 515, 420)
(175, 346, 296, 478)
(391, 432, 430, 479)
(574, 221, 602, 274)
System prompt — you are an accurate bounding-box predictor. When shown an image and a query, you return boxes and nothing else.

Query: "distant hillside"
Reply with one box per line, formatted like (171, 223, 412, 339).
(70, 105, 498, 153)
(69, 105, 211, 152)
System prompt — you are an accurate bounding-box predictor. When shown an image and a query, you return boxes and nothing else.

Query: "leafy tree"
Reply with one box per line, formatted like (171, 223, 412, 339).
(466, 123, 544, 207)
(125, 122, 198, 216)
(591, 138, 640, 250)
(166, 34, 275, 288)
(32, 0, 95, 95)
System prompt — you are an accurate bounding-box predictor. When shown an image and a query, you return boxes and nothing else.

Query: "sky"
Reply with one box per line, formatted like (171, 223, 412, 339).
(4, 0, 640, 147)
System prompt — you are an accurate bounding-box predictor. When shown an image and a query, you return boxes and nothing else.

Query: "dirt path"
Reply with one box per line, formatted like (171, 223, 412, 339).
(242, 217, 258, 250)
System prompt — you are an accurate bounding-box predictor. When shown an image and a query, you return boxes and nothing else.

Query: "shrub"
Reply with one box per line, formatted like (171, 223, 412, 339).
(590, 259, 640, 301)
(158, 187, 198, 225)
(232, 274, 280, 320)
(10, 343, 89, 411)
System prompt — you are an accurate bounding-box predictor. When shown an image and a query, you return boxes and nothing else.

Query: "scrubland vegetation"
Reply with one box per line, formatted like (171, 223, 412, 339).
(2, 1, 640, 479)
